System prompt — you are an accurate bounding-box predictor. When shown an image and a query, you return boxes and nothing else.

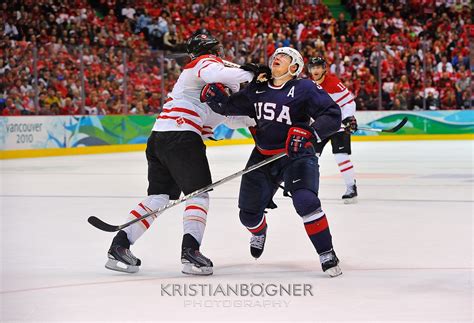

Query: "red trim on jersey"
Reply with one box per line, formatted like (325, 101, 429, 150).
(161, 107, 200, 117)
(335, 91, 351, 104)
(256, 146, 286, 156)
(249, 127, 257, 137)
(202, 131, 213, 136)
(340, 165, 354, 172)
(304, 216, 328, 236)
(130, 210, 150, 229)
(248, 217, 267, 234)
(184, 55, 223, 69)
(157, 115, 202, 132)
(198, 62, 214, 77)
(164, 97, 173, 104)
(338, 160, 351, 167)
(339, 99, 354, 108)
(185, 205, 208, 214)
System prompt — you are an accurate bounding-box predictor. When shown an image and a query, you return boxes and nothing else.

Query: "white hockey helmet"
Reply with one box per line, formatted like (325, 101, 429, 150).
(269, 47, 304, 77)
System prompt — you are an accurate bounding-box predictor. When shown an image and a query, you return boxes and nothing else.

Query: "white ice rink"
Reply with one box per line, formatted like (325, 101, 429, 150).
(1, 140, 473, 322)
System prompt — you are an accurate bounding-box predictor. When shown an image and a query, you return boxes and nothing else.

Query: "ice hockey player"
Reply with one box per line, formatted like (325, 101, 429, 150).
(307, 57, 358, 203)
(201, 47, 343, 277)
(105, 33, 270, 276)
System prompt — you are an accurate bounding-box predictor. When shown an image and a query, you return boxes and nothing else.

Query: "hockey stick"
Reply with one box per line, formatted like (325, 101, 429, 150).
(357, 117, 408, 133)
(165, 52, 240, 68)
(88, 152, 286, 232)
(222, 60, 241, 68)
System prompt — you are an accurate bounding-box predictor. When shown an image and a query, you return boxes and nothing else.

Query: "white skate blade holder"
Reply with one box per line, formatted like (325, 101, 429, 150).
(343, 197, 358, 204)
(326, 265, 343, 277)
(182, 262, 213, 276)
(105, 258, 139, 274)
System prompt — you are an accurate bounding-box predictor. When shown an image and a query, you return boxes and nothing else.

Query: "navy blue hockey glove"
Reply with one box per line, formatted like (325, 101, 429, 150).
(342, 116, 358, 134)
(285, 127, 316, 158)
(240, 63, 272, 83)
(200, 83, 230, 114)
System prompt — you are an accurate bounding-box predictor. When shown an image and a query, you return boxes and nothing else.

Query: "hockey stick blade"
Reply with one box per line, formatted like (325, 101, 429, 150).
(358, 117, 408, 133)
(88, 216, 123, 232)
(88, 152, 286, 232)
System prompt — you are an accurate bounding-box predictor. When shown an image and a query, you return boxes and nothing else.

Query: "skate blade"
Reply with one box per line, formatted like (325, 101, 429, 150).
(326, 265, 343, 277)
(343, 197, 358, 204)
(182, 263, 213, 276)
(105, 258, 139, 273)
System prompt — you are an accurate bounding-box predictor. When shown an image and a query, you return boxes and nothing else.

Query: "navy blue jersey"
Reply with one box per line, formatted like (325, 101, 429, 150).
(219, 79, 341, 154)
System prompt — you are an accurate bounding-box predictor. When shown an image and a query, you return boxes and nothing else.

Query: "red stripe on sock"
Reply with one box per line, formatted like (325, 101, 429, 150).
(138, 203, 149, 212)
(304, 216, 328, 236)
(340, 165, 354, 173)
(130, 210, 150, 229)
(248, 217, 267, 234)
(338, 160, 350, 166)
(185, 205, 208, 214)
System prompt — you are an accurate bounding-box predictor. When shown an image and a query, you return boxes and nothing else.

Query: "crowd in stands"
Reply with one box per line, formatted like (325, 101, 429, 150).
(1, 0, 471, 116)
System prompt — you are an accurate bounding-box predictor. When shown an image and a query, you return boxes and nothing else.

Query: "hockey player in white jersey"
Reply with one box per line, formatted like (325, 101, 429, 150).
(308, 57, 359, 203)
(105, 33, 270, 275)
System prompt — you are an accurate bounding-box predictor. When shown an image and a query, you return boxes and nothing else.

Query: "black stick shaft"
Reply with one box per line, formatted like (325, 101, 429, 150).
(88, 152, 286, 232)
(358, 117, 408, 133)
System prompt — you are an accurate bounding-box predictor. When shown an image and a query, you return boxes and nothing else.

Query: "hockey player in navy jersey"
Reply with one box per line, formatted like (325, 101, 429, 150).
(201, 47, 343, 277)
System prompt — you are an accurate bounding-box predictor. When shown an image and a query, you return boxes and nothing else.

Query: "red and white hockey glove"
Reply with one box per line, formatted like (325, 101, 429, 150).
(200, 83, 230, 114)
(285, 127, 316, 158)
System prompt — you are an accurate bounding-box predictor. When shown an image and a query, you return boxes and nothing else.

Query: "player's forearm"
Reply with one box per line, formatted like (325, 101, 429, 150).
(219, 92, 255, 117)
(224, 116, 256, 129)
(340, 101, 356, 120)
(200, 64, 253, 85)
(311, 105, 342, 140)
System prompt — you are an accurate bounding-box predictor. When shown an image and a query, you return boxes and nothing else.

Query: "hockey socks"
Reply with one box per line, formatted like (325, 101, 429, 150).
(123, 194, 169, 244)
(302, 212, 342, 277)
(181, 193, 212, 275)
(302, 211, 333, 254)
(334, 153, 355, 187)
(183, 193, 209, 245)
(240, 212, 267, 259)
(245, 215, 267, 236)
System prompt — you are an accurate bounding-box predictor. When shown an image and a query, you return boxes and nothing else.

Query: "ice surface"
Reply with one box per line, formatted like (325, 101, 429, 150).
(1, 140, 472, 322)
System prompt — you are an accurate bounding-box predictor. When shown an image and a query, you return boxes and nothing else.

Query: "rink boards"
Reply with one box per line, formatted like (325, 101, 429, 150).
(1, 110, 473, 159)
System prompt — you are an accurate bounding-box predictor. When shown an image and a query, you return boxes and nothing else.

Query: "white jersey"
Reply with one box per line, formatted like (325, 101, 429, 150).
(318, 73, 356, 132)
(153, 55, 255, 138)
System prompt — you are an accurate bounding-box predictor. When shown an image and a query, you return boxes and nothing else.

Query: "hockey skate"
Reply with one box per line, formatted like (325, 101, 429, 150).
(181, 234, 213, 275)
(250, 228, 267, 259)
(319, 249, 342, 277)
(181, 248, 213, 275)
(105, 231, 141, 273)
(342, 180, 358, 204)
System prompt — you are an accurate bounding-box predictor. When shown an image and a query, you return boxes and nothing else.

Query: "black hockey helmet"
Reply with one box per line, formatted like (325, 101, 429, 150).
(308, 57, 327, 69)
(186, 33, 221, 58)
